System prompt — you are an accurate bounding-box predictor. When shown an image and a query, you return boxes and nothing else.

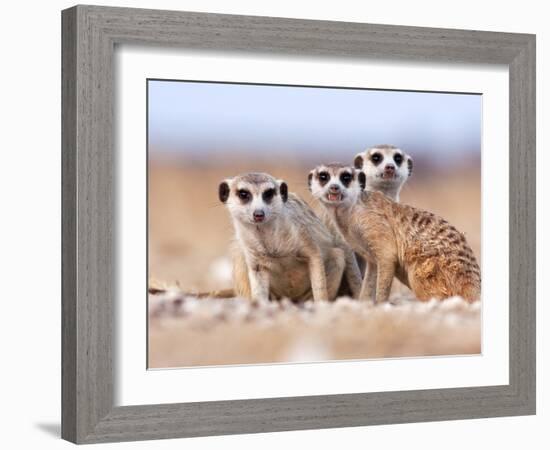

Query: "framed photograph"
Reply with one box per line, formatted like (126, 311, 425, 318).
(62, 5, 536, 444)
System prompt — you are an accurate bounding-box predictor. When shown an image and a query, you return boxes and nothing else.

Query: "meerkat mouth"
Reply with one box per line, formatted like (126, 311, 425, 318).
(380, 172, 397, 180)
(326, 192, 343, 202)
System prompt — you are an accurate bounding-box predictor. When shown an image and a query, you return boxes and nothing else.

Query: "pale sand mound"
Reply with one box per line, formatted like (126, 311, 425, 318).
(148, 291, 481, 368)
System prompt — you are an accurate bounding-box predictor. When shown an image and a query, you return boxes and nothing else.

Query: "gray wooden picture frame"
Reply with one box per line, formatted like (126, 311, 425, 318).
(61, 4, 536, 444)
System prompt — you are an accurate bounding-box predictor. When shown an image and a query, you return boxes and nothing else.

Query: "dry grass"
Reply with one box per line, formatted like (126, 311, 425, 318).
(147, 161, 481, 368)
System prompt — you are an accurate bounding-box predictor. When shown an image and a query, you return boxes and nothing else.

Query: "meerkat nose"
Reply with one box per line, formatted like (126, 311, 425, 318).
(253, 210, 265, 222)
(328, 184, 341, 193)
(382, 164, 396, 179)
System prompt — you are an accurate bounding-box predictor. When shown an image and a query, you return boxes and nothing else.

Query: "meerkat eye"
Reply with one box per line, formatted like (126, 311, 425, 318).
(340, 172, 352, 186)
(393, 153, 403, 165)
(262, 188, 276, 203)
(371, 153, 382, 165)
(318, 171, 330, 183)
(237, 189, 251, 202)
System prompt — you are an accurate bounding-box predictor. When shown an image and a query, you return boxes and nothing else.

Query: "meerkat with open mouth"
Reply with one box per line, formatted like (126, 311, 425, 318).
(311, 146, 411, 281)
(308, 164, 481, 303)
(310, 145, 412, 291)
(219, 172, 361, 303)
(353, 144, 413, 202)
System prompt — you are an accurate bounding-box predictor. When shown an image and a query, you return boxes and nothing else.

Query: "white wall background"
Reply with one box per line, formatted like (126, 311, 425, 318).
(0, 1, 546, 448)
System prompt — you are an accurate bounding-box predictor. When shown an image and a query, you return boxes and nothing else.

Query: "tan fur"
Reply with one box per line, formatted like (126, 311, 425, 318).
(220, 172, 354, 302)
(312, 209, 362, 298)
(312, 146, 412, 285)
(309, 164, 481, 303)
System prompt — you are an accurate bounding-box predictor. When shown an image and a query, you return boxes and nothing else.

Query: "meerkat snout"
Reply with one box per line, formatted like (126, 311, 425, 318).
(327, 183, 342, 201)
(354, 144, 412, 201)
(382, 163, 396, 178)
(252, 209, 265, 223)
(219, 173, 288, 226)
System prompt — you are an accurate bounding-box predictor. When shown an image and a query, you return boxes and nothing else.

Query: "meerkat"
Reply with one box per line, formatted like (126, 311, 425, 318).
(308, 163, 481, 303)
(219, 172, 362, 303)
(353, 144, 413, 201)
(315, 146, 412, 279)
(351, 145, 413, 284)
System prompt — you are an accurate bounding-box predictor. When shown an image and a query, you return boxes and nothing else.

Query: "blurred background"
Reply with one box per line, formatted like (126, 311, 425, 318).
(148, 79, 481, 293)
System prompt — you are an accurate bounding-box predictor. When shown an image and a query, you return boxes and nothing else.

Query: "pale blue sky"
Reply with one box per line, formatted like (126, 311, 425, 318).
(148, 80, 481, 166)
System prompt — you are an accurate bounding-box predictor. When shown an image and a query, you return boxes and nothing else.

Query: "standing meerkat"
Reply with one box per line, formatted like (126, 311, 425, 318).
(308, 164, 481, 303)
(353, 144, 413, 201)
(219, 172, 361, 303)
(351, 145, 413, 286)
(313, 146, 413, 282)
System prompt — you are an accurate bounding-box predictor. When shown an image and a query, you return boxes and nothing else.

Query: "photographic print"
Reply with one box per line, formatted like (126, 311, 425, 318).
(147, 79, 482, 369)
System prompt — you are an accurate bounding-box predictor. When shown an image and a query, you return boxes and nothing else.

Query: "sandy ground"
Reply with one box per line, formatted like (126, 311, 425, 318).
(148, 161, 481, 368)
(149, 291, 480, 368)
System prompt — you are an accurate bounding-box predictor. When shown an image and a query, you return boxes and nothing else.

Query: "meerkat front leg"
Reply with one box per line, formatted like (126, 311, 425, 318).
(307, 247, 330, 301)
(359, 260, 377, 301)
(375, 259, 396, 303)
(231, 244, 251, 299)
(245, 256, 270, 303)
(326, 247, 346, 300)
(343, 249, 362, 298)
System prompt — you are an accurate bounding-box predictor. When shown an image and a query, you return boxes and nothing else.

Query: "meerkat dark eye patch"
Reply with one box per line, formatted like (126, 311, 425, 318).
(393, 153, 403, 166)
(279, 182, 288, 202)
(237, 189, 251, 203)
(358, 172, 366, 190)
(407, 157, 413, 176)
(370, 152, 382, 165)
(218, 182, 230, 203)
(354, 155, 364, 169)
(318, 171, 330, 186)
(262, 188, 276, 203)
(340, 171, 353, 186)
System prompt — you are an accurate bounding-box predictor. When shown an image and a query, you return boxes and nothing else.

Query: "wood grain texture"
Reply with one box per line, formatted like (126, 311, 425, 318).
(61, 7, 77, 443)
(61, 4, 536, 444)
(508, 37, 536, 410)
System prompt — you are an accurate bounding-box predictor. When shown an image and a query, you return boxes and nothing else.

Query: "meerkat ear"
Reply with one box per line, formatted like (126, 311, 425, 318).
(279, 181, 288, 202)
(407, 156, 413, 177)
(358, 172, 366, 190)
(218, 180, 231, 203)
(307, 172, 313, 190)
(354, 154, 364, 169)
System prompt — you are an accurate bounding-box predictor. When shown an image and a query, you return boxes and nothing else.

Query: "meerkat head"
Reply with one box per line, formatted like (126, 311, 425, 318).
(308, 163, 364, 208)
(353, 145, 412, 199)
(218, 172, 288, 226)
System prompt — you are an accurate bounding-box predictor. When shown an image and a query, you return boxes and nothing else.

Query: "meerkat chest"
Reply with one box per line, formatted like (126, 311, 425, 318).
(332, 208, 373, 259)
(253, 224, 300, 259)
(349, 224, 378, 262)
(331, 208, 352, 240)
(251, 235, 309, 278)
